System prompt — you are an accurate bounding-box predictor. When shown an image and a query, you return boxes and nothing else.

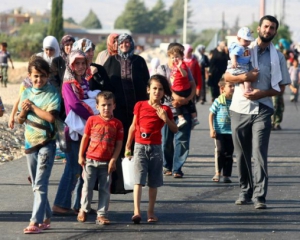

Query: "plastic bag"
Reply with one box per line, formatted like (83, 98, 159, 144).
(55, 118, 70, 153)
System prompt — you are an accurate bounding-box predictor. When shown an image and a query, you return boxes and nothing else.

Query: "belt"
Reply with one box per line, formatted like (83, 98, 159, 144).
(141, 132, 151, 139)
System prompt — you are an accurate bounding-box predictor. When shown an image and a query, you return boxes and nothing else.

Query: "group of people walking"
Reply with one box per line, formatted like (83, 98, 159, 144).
(0, 14, 292, 235)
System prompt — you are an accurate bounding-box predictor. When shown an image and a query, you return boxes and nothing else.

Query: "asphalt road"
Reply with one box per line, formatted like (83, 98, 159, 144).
(0, 92, 299, 240)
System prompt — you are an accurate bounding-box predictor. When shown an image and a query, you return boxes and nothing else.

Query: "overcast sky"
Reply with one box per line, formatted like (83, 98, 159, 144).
(1, 0, 300, 42)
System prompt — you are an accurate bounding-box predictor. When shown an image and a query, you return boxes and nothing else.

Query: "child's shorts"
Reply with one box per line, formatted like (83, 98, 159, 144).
(133, 143, 163, 188)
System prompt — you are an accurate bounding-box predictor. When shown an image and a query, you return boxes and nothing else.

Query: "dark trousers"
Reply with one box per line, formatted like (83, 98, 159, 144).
(230, 104, 273, 202)
(214, 134, 234, 176)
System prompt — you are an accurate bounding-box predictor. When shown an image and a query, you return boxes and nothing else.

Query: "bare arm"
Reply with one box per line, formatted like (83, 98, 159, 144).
(172, 81, 196, 107)
(177, 61, 187, 77)
(108, 140, 123, 173)
(224, 69, 259, 84)
(30, 102, 56, 123)
(125, 115, 137, 155)
(78, 133, 90, 166)
(208, 112, 216, 138)
(8, 96, 20, 129)
(230, 55, 238, 68)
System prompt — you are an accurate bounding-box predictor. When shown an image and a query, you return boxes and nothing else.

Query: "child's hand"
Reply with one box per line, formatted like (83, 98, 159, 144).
(21, 99, 33, 112)
(78, 156, 86, 166)
(108, 159, 116, 174)
(8, 115, 14, 129)
(210, 129, 216, 138)
(176, 59, 182, 68)
(156, 107, 167, 122)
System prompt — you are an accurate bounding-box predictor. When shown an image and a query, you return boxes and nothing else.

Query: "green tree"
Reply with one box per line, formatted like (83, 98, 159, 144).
(148, 0, 167, 34)
(65, 17, 77, 25)
(114, 0, 149, 33)
(161, 0, 191, 35)
(80, 9, 102, 29)
(48, 0, 64, 40)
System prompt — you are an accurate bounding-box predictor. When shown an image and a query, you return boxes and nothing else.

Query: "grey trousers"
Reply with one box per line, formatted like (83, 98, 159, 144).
(80, 159, 111, 217)
(230, 104, 274, 202)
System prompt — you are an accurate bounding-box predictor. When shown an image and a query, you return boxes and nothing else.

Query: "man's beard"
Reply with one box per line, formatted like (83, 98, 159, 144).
(258, 31, 276, 43)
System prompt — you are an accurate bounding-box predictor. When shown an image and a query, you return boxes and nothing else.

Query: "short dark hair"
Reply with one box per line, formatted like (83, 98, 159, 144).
(1, 42, 7, 47)
(28, 56, 50, 75)
(167, 42, 184, 51)
(96, 91, 115, 104)
(148, 74, 172, 103)
(259, 15, 279, 30)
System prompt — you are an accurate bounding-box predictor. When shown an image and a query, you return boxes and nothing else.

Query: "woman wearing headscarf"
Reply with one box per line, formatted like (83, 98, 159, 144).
(95, 33, 119, 66)
(104, 33, 149, 194)
(52, 50, 93, 215)
(183, 44, 202, 102)
(50, 35, 75, 93)
(36, 36, 60, 66)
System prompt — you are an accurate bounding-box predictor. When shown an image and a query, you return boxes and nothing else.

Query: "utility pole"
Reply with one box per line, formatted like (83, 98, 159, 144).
(183, 0, 187, 44)
(260, 0, 265, 18)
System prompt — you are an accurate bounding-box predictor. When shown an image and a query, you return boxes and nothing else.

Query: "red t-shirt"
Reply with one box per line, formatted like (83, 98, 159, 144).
(84, 115, 124, 161)
(170, 61, 191, 91)
(134, 101, 173, 145)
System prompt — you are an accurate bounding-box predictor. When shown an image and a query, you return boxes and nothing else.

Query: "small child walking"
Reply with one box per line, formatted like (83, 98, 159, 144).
(77, 91, 123, 225)
(18, 57, 61, 234)
(226, 27, 254, 93)
(168, 46, 199, 128)
(125, 74, 178, 224)
(289, 58, 300, 102)
(208, 79, 235, 183)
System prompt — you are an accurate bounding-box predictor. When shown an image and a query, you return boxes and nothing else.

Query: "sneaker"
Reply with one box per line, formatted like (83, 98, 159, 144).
(235, 195, 253, 205)
(254, 201, 267, 209)
(223, 176, 232, 183)
(177, 118, 187, 128)
(274, 124, 281, 130)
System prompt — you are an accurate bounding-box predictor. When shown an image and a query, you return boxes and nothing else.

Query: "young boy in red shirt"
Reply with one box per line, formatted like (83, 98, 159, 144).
(77, 91, 124, 225)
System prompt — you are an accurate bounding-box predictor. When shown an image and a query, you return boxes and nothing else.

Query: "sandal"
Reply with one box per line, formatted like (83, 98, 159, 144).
(173, 173, 183, 178)
(131, 215, 141, 224)
(212, 174, 220, 182)
(24, 225, 41, 234)
(77, 211, 87, 222)
(163, 170, 172, 176)
(39, 223, 50, 230)
(97, 216, 110, 225)
(147, 216, 158, 223)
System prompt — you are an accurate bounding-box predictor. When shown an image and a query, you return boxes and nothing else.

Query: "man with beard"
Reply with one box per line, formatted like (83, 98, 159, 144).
(224, 15, 291, 209)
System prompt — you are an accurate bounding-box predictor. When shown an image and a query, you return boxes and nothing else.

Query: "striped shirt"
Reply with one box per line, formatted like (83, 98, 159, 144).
(209, 98, 232, 134)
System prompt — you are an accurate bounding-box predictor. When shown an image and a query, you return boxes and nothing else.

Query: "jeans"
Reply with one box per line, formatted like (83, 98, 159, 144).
(54, 140, 81, 209)
(80, 159, 110, 217)
(26, 140, 56, 223)
(162, 114, 192, 175)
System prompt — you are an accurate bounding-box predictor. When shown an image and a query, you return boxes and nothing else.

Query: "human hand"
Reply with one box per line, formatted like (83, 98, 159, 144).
(156, 107, 167, 122)
(196, 89, 200, 97)
(176, 59, 182, 68)
(210, 129, 216, 138)
(108, 159, 116, 173)
(245, 69, 259, 83)
(90, 66, 98, 75)
(8, 116, 14, 129)
(78, 156, 86, 166)
(243, 88, 264, 100)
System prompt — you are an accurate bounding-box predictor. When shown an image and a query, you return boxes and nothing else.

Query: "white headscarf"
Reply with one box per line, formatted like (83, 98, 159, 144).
(38, 36, 60, 65)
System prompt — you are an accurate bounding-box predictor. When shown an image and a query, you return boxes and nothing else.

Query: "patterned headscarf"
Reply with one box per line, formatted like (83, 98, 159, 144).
(107, 33, 119, 56)
(60, 35, 75, 60)
(118, 33, 135, 59)
(63, 50, 88, 82)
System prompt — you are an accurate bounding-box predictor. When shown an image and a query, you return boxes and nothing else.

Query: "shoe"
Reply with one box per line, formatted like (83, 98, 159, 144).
(235, 196, 253, 205)
(147, 216, 158, 223)
(77, 210, 87, 222)
(223, 176, 232, 183)
(38, 223, 51, 230)
(173, 173, 183, 178)
(274, 124, 281, 130)
(24, 225, 41, 234)
(97, 216, 110, 225)
(132, 215, 141, 224)
(191, 118, 200, 129)
(177, 118, 187, 128)
(254, 202, 267, 209)
(163, 170, 172, 176)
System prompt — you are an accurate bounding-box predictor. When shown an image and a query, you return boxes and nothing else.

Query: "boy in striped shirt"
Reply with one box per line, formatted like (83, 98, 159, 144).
(209, 78, 235, 183)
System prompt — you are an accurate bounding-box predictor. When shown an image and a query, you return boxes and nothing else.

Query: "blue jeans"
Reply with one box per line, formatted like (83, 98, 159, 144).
(162, 114, 192, 175)
(54, 140, 81, 209)
(26, 140, 56, 223)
